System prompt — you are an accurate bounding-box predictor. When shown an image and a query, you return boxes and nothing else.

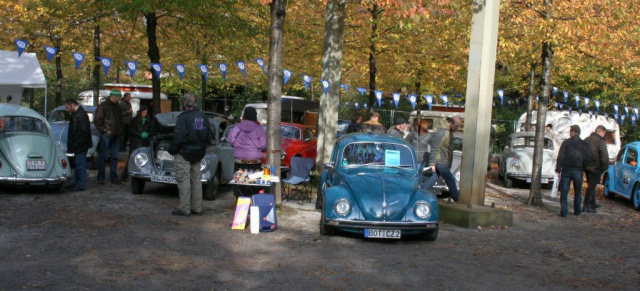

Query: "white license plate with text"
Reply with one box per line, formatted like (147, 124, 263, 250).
(27, 160, 46, 171)
(365, 229, 401, 239)
(151, 175, 177, 184)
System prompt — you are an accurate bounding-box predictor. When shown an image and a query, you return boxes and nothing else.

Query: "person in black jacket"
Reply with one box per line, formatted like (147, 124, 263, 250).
(556, 125, 592, 217)
(120, 106, 152, 182)
(583, 125, 609, 213)
(345, 115, 363, 134)
(168, 93, 211, 217)
(65, 99, 93, 191)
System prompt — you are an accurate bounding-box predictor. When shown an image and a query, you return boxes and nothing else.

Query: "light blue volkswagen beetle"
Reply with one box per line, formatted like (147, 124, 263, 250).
(603, 142, 640, 210)
(0, 104, 71, 190)
(317, 133, 439, 241)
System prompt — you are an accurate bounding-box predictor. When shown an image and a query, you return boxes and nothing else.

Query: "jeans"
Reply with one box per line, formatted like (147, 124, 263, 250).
(560, 169, 583, 216)
(73, 150, 88, 189)
(424, 163, 459, 201)
(97, 134, 120, 181)
(585, 170, 602, 210)
(175, 154, 202, 214)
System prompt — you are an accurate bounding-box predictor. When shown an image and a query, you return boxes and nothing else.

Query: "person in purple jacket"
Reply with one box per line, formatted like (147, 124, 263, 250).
(228, 107, 267, 197)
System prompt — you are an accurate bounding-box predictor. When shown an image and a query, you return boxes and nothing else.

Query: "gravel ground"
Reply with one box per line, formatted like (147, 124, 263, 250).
(1, 164, 639, 290)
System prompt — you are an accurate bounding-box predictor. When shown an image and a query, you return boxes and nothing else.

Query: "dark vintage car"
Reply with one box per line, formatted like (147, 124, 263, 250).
(126, 112, 235, 200)
(317, 133, 439, 241)
(604, 142, 640, 210)
(0, 104, 71, 190)
(47, 105, 100, 164)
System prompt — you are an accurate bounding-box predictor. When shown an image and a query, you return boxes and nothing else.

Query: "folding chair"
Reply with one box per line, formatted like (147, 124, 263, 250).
(282, 157, 314, 204)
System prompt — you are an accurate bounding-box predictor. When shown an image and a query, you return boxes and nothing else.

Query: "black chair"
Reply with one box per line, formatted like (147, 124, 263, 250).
(282, 157, 314, 204)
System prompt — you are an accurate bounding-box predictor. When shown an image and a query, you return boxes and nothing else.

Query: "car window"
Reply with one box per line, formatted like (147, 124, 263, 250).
(1, 116, 49, 135)
(303, 128, 315, 141)
(282, 126, 301, 140)
(624, 148, 637, 166)
(50, 110, 69, 122)
(513, 137, 553, 150)
(604, 130, 616, 145)
(453, 137, 463, 152)
(340, 142, 414, 168)
(617, 148, 626, 163)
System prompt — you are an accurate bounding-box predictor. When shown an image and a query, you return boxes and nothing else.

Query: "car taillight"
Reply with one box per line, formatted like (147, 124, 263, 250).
(61, 158, 68, 169)
(0, 160, 2, 169)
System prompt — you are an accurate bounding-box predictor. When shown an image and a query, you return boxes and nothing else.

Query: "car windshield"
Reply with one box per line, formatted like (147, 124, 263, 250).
(513, 136, 553, 150)
(50, 109, 95, 123)
(340, 142, 414, 168)
(1, 116, 49, 135)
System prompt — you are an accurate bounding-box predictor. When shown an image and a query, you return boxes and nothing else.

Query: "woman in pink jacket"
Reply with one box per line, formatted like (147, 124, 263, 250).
(228, 107, 267, 172)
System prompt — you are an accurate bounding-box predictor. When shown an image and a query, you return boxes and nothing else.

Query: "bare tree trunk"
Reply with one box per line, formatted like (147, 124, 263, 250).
(195, 40, 206, 111)
(525, 63, 536, 131)
(315, 0, 346, 170)
(145, 12, 161, 116)
(367, 3, 379, 111)
(93, 21, 101, 106)
(266, 0, 287, 205)
(528, 0, 554, 206)
(55, 53, 63, 107)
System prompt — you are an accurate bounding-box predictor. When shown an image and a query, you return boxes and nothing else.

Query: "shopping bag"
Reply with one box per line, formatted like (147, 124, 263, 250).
(550, 173, 560, 198)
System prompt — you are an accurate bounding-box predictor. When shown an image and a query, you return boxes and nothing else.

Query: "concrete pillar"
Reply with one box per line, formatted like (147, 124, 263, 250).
(460, 0, 501, 206)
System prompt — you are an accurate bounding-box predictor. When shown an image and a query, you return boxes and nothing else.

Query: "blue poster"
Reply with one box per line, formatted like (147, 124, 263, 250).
(43, 45, 58, 62)
(303, 75, 312, 90)
(197, 64, 208, 83)
(235, 61, 247, 79)
(283, 69, 292, 84)
(218, 63, 228, 80)
(150, 63, 162, 80)
(72, 52, 84, 70)
(125, 61, 137, 80)
(174, 64, 186, 81)
(14, 39, 29, 57)
(254, 58, 265, 74)
(98, 57, 112, 75)
(384, 150, 400, 166)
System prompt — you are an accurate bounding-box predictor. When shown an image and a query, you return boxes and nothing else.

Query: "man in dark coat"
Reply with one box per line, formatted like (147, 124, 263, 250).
(119, 93, 133, 152)
(94, 89, 124, 185)
(120, 106, 152, 182)
(424, 116, 462, 201)
(556, 125, 592, 217)
(65, 98, 92, 191)
(360, 111, 386, 134)
(168, 93, 211, 217)
(583, 125, 609, 213)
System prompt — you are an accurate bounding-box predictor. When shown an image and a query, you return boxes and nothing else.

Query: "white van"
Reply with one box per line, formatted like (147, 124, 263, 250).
(517, 110, 621, 162)
(241, 96, 318, 125)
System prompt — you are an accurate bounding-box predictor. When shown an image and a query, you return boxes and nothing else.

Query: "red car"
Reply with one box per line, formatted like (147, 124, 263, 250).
(262, 123, 317, 168)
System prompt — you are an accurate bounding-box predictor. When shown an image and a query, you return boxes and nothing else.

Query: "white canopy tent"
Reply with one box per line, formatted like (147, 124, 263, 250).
(0, 50, 48, 114)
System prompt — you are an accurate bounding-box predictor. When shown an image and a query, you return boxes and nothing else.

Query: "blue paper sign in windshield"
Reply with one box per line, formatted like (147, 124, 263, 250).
(283, 69, 292, 85)
(408, 94, 417, 109)
(392, 93, 401, 108)
(197, 64, 208, 83)
(303, 75, 312, 90)
(43, 46, 58, 62)
(98, 57, 112, 75)
(384, 150, 400, 166)
(150, 63, 162, 80)
(322, 80, 330, 94)
(14, 39, 29, 57)
(254, 58, 266, 74)
(356, 87, 367, 96)
(174, 64, 186, 81)
(235, 61, 247, 79)
(218, 63, 228, 80)
(72, 52, 84, 70)
(125, 61, 137, 80)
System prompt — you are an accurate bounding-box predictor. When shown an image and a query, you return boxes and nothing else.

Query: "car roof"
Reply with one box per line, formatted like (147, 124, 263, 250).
(0, 104, 45, 120)
(336, 132, 408, 146)
(623, 142, 640, 149)
(509, 131, 554, 139)
(52, 105, 97, 113)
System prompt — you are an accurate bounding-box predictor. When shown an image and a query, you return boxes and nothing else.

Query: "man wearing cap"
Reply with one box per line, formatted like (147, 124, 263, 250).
(94, 89, 124, 185)
(387, 117, 408, 139)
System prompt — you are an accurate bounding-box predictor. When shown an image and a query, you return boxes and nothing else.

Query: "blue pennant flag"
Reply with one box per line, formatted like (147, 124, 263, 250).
(614, 113, 619, 122)
(563, 91, 569, 104)
(632, 115, 637, 126)
(595, 100, 600, 112)
(621, 114, 626, 125)
(125, 61, 137, 80)
(43, 46, 58, 62)
(497, 89, 504, 105)
(364, 103, 368, 109)
(150, 63, 162, 80)
(424, 95, 433, 110)
(408, 94, 417, 110)
(389, 99, 394, 107)
(302, 75, 312, 90)
(197, 64, 208, 83)
(14, 39, 29, 57)
(72, 52, 84, 70)
(392, 93, 400, 108)
(217, 63, 228, 80)
(614, 104, 619, 114)
(235, 61, 247, 79)
(321, 80, 330, 94)
(356, 87, 367, 96)
(254, 58, 265, 74)
(345, 102, 350, 108)
(605, 112, 609, 119)
(340, 84, 349, 91)
(374, 90, 383, 107)
(98, 57, 112, 75)
(515, 98, 520, 107)
(584, 97, 590, 110)
(354, 102, 359, 110)
(589, 111, 594, 120)
(625, 106, 630, 117)
(174, 64, 186, 81)
(634, 107, 639, 118)
(283, 69, 292, 84)
(553, 86, 558, 96)
(569, 106, 574, 115)
(507, 100, 512, 107)
(559, 103, 564, 109)
(574, 95, 580, 108)
(554, 102, 559, 109)
(440, 95, 449, 108)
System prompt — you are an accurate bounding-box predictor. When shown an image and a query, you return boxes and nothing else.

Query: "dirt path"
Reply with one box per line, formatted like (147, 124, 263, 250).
(1, 167, 639, 290)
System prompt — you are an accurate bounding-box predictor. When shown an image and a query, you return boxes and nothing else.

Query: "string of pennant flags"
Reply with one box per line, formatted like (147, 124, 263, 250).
(12, 38, 640, 126)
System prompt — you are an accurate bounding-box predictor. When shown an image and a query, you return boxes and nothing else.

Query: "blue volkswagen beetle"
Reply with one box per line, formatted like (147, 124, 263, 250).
(603, 142, 640, 210)
(48, 105, 100, 165)
(318, 133, 439, 240)
(0, 104, 71, 190)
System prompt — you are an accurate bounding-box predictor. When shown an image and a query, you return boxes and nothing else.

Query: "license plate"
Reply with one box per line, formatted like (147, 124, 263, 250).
(365, 229, 401, 239)
(27, 160, 46, 171)
(151, 175, 177, 184)
(541, 178, 549, 183)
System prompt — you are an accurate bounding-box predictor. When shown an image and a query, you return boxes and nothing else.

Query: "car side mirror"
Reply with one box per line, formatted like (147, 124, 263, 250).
(323, 162, 334, 170)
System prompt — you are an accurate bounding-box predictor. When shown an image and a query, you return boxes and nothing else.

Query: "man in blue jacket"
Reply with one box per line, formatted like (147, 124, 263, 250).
(556, 125, 591, 217)
(168, 93, 211, 217)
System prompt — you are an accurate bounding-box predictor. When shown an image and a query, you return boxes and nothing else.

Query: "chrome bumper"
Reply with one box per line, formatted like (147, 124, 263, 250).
(326, 219, 438, 230)
(0, 173, 67, 184)
(508, 173, 555, 181)
(129, 172, 208, 183)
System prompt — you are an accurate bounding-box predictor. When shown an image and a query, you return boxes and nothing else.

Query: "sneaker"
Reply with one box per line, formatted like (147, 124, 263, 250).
(97, 180, 105, 185)
(111, 179, 123, 185)
(172, 209, 190, 217)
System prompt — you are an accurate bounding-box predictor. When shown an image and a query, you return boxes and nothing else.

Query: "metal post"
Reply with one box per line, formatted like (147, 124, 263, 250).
(459, 0, 501, 206)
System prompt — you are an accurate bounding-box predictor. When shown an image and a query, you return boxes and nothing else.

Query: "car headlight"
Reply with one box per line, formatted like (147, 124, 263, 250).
(135, 153, 148, 167)
(281, 150, 286, 160)
(512, 161, 521, 170)
(414, 202, 431, 218)
(334, 199, 351, 216)
(200, 159, 207, 171)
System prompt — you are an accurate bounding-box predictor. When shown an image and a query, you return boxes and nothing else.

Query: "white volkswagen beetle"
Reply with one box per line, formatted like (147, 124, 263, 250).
(498, 132, 557, 188)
